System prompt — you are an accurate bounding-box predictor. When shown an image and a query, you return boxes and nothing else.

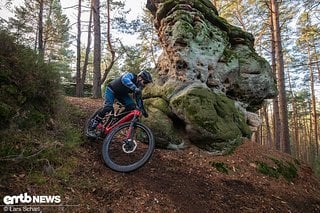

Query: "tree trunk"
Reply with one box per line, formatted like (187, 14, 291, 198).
(270, 0, 291, 154)
(254, 110, 262, 145)
(311, 41, 319, 154)
(301, 116, 307, 162)
(307, 45, 319, 156)
(101, 0, 116, 84)
(76, 0, 82, 97)
(264, 104, 272, 148)
(80, 0, 93, 97)
(312, 40, 320, 80)
(38, 0, 44, 57)
(42, 0, 53, 59)
(92, 0, 101, 98)
(287, 67, 299, 158)
(303, 106, 311, 163)
(269, 5, 280, 150)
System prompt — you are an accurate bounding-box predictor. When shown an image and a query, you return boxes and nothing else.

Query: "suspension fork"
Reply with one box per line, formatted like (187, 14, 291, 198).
(126, 114, 138, 140)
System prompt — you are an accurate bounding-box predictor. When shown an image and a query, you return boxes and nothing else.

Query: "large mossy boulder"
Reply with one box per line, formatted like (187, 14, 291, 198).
(169, 84, 251, 153)
(144, 0, 277, 153)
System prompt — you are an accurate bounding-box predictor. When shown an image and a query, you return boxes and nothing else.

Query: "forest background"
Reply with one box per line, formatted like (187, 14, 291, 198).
(0, 0, 319, 174)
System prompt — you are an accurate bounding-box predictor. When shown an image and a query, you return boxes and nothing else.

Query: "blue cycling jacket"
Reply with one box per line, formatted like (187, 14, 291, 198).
(108, 72, 138, 95)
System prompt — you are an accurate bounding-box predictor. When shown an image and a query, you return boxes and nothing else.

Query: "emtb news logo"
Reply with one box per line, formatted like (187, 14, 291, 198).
(3, 193, 61, 205)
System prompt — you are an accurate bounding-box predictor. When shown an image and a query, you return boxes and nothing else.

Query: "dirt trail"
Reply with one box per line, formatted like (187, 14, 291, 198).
(65, 97, 320, 212)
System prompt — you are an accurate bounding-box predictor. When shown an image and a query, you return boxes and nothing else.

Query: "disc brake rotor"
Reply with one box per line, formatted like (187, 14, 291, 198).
(122, 139, 137, 153)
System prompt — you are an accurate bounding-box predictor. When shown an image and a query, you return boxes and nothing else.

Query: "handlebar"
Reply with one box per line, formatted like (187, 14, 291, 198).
(113, 94, 148, 117)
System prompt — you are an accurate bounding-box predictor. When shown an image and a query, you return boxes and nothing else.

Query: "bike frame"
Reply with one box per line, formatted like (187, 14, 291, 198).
(99, 109, 141, 136)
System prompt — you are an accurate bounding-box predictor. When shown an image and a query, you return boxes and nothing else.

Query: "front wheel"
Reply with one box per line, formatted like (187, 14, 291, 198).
(102, 122, 155, 172)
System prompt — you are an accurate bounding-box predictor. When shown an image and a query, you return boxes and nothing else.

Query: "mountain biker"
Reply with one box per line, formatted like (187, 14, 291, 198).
(87, 70, 153, 138)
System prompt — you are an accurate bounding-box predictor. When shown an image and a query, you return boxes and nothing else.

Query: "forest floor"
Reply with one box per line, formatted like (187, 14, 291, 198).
(62, 97, 320, 212)
(2, 96, 320, 213)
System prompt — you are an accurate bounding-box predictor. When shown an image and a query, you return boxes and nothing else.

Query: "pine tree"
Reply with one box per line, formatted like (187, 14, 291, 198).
(296, 11, 319, 156)
(92, 0, 102, 98)
(8, 0, 72, 76)
(80, 0, 93, 96)
(76, 0, 82, 97)
(8, 0, 38, 47)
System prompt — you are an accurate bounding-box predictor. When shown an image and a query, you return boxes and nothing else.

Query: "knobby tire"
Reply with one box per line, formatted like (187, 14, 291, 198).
(102, 122, 155, 172)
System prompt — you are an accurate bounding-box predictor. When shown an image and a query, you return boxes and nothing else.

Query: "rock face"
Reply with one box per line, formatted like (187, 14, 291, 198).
(143, 0, 277, 153)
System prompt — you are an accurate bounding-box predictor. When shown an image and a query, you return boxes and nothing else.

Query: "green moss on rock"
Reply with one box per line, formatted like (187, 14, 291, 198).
(256, 157, 298, 182)
(144, 97, 171, 115)
(170, 85, 251, 152)
(143, 98, 183, 148)
(143, 81, 177, 101)
(172, 20, 194, 41)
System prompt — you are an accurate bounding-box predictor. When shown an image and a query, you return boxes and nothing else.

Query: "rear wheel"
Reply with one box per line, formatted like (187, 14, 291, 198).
(102, 122, 155, 172)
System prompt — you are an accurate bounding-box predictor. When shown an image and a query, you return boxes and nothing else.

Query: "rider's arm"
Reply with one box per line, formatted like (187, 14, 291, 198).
(135, 94, 148, 117)
(135, 95, 143, 109)
(121, 73, 137, 92)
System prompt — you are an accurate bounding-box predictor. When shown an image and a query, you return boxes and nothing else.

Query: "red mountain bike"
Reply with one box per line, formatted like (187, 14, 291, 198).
(85, 103, 155, 173)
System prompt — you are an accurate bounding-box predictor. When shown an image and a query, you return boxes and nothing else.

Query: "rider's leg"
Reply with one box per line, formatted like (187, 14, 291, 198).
(89, 87, 115, 131)
(116, 94, 136, 112)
